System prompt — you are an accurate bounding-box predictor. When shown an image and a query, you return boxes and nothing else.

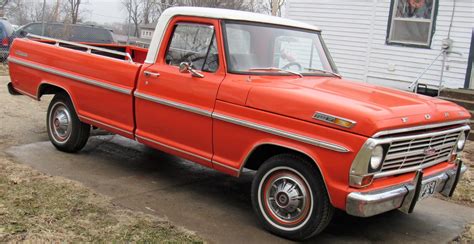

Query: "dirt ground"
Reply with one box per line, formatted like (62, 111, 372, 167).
(0, 64, 472, 242)
(448, 142, 474, 243)
(0, 68, 203, 242)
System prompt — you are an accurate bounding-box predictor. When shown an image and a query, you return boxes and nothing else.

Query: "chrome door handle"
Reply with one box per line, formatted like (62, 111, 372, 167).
(144, 71, 160, 78)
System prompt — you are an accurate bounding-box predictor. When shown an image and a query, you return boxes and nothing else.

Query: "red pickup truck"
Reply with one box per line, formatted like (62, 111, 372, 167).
(7, 7, 471, 240)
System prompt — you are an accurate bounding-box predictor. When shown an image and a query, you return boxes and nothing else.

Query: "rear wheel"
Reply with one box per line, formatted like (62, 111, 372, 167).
(251, 154, 334, 240)
(47, 93, 90, 152)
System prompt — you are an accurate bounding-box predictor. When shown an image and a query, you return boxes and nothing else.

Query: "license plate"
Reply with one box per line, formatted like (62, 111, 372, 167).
(419, 180, 437, 200)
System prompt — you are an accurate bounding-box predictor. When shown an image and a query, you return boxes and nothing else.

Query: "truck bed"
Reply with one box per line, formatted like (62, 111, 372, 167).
(31, 35, 149, 64)
(8, 36, 144, 138)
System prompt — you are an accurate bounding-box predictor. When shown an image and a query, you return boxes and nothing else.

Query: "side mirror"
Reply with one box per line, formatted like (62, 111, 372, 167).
(179, 62, 204, 78)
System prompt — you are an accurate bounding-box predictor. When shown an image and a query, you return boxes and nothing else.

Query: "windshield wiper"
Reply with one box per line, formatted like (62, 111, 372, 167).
(304, 67, 341, 78)
(249, 67, 303, 78)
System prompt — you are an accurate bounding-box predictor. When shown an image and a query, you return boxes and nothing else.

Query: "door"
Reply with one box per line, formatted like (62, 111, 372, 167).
(135, 18, 225, 167)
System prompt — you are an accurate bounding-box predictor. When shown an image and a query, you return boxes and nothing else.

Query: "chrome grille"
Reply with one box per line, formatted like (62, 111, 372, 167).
(380, 131, 461, 173)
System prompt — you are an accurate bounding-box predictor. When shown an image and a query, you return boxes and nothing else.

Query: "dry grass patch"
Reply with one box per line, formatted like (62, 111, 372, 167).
(0, 155, 203, 242)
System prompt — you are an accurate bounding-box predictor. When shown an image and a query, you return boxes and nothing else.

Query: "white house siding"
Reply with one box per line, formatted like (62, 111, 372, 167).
(286, 0, 473, 90)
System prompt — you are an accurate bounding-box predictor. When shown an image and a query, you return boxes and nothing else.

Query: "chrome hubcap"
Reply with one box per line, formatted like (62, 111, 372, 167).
(266, 175, 308, 222)
(50, 103, 72, 142)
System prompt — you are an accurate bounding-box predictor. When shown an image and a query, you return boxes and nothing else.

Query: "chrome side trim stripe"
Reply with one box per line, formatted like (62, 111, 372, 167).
(12, 86, 37, 99)
(8, 57, 132, 95)
(133, 92, 349, 153)
(213, 113, 350, 153)
(134, 91, 212, 117)
(136, 134, 211, 162)
(373, 119, 470, 137)
(78, 115, 133, 135)
(212, 160, 240, 172)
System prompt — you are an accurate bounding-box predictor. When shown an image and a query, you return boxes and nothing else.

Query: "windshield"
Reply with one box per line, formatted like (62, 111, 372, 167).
(223, 21, 337, 76)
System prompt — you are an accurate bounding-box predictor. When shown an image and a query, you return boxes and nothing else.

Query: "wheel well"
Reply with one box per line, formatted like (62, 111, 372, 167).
(38, 83, 68, 98)
(244, 144, 316, 171)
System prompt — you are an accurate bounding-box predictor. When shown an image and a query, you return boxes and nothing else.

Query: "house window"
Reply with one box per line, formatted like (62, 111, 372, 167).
(387, 0, 437, 47)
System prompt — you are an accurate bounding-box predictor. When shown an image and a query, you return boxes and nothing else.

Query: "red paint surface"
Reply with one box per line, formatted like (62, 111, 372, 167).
(8, 15, 471, 211)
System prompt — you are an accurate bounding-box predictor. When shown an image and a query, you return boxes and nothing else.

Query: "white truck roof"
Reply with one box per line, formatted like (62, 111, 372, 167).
(145, 7, 321, 64)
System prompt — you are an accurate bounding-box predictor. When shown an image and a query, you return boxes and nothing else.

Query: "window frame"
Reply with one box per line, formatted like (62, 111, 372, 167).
(164, 22, 219, 73)
(386, 0, 438, 48)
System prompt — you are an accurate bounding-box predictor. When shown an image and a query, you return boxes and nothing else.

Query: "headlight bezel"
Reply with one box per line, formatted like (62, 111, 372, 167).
(349, 140, 389, 188)
(456, 132, 467, 151)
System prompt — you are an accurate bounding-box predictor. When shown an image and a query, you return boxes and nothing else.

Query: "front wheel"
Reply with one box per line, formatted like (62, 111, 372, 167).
(251, 154, 334, 240)
(47, 92, 90, 153)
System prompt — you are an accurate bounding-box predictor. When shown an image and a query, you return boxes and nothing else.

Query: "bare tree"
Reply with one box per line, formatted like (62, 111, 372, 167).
(0, 0, 9, 17)
(6, 0, 44, 24)
(123, 0, 143, 37)
(64, 0, 83, 24)
(123, 0, 260, 38)
(269, 0, 285, 16)
(181, 0, 249, 10)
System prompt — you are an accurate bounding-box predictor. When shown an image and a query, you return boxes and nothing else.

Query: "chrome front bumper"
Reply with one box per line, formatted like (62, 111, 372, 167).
(346, 161, 467, 217)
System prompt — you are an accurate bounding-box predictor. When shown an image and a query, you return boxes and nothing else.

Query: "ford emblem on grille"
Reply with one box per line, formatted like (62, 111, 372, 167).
(423, 147, 437, 156)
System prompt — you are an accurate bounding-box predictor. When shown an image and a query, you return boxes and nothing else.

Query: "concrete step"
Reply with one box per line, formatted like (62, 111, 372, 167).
(439, 88, 474, 101)
(439, 97, 474, 111)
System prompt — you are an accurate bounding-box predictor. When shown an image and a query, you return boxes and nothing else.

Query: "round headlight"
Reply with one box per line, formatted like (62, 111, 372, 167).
(370, 145, 384, 170)
(457, 133, 466, 151)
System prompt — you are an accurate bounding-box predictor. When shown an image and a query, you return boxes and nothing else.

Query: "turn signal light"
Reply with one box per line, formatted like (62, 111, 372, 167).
(361, 175, 374, 186)
(334, 118, 355, 128)
(449, 153, 457, 162)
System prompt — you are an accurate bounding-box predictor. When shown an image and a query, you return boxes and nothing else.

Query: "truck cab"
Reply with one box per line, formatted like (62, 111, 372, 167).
(7, 7, 471, 240)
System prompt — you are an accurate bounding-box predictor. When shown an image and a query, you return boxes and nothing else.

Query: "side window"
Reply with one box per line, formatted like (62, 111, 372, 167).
(23, 23, 42, 35)
(165, 23, 219, 72)
(387, 0, 437, 47)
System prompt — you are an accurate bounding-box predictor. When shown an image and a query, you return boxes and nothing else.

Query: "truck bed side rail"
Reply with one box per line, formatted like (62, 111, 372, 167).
(26, 34, 134, 63)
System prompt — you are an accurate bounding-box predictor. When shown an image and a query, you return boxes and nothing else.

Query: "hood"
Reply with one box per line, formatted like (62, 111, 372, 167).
(245, 76, 471, 137)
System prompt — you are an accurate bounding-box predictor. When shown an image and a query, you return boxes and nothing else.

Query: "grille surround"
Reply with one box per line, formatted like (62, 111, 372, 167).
(372, 125, 470, 179)
(380, 132, 459, 172)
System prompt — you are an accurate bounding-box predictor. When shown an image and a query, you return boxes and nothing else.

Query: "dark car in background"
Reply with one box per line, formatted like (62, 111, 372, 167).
(16, 22, 115, 44)
(0, 19, 14, 61)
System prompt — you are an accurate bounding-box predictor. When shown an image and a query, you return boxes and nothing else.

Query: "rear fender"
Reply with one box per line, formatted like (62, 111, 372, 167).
(37, 81, 80, 116)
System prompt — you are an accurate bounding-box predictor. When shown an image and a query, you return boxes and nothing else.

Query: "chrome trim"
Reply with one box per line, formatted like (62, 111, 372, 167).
(313, 112, 357, 128)
(134, 91, 212, 117)
(346, 163, 467, 217)
(136, 134, 211, 162)
(27, 34, 134, 63)
(78, 115, 133, 135)
(350, 125, 470, 186)
(213, 113, 350, 153)
(134, 92, 349, 153)
(8, 57, 132, 95)
(212, 160, 240, 172)
(372, 125, 470, 144)
(372, 120, 470, 137)
(144, 71, 160, 77)
(11, 86, 37, 99)
(375, 153, 452, 179)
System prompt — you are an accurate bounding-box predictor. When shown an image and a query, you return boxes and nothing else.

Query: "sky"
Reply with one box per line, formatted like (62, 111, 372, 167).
(81, 0, 125, 24)
(41, 0, 125, 24)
